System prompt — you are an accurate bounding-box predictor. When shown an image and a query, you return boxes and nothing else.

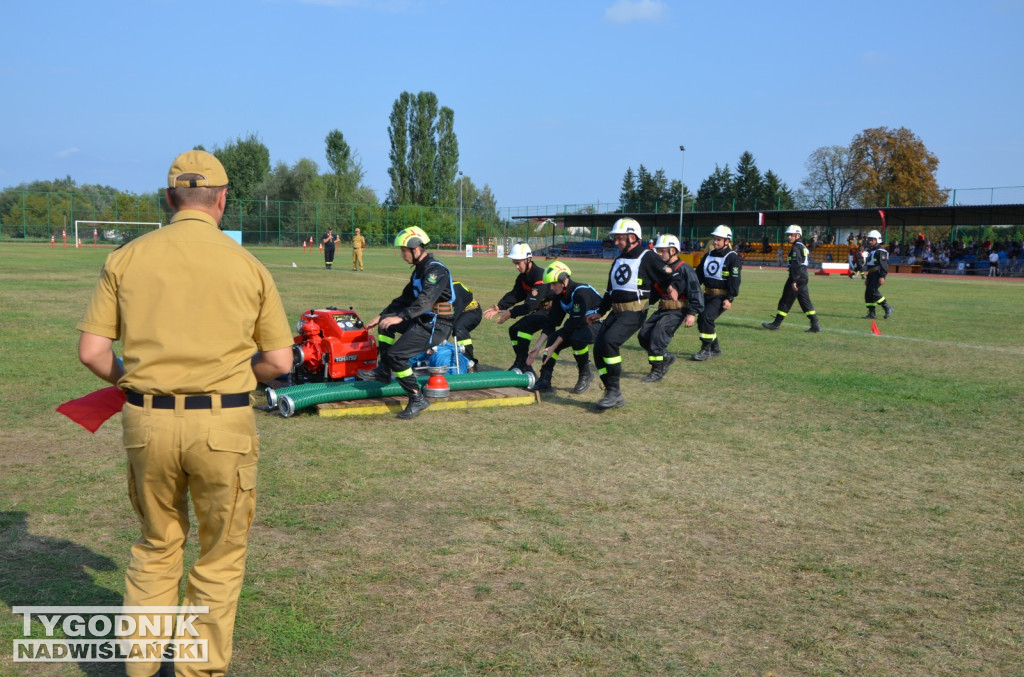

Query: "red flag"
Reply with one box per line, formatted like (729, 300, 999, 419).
(871, 320, 882, 335)
(56, 386, 127, 433)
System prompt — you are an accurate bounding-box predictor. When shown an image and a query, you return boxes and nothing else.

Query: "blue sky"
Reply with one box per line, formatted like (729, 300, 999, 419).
(3, 0, 1022, 211)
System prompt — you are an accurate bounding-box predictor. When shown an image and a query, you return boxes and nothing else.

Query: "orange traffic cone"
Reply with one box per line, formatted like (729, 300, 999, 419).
(871, 320, 882, 335)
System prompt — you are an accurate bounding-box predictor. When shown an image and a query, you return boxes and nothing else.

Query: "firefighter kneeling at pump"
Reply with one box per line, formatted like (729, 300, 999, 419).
(357, 226, 456, 419)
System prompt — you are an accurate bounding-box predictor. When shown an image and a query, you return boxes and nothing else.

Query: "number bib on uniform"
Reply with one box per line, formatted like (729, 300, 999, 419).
(703, 253, 728, 281)
(610, 252, 647, 294)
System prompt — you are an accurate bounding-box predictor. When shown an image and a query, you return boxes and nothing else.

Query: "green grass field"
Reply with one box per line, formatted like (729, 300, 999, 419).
(1, 242, 1023, 676)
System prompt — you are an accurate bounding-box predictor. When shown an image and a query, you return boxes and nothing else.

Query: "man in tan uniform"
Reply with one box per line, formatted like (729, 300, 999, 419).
(352, 227, 366, 270)
(77, 150, 293, 677)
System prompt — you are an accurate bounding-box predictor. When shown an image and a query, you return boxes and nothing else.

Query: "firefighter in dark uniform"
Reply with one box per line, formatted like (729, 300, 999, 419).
(638, 234, 703, 381)
(524, 261, 602, 394)
(452, 280, 481, 370)
(357, 226, 455, 419)
(322, 227, 339, 269)
(762, 224, 821, 333)
(693, 225, 741, 360)
(862, 229, 894, 319)
(590, 218, 679, 409)
(483, 242, 551, 375)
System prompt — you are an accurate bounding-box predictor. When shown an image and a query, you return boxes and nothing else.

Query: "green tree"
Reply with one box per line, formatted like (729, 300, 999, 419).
(619, 167, 637, 211)
(760, 170, 795, 210)
(214, 133, 271, 213)
(696, 164, 734, 211)
(452, 174, 498, 244)
(694, 153, 794, 211)
(650, 169, 673, 212)
(635, 165, 655, 211)
(324, 130, 363, 203)
(618, 165, 676, 212)
(436, 107, 459, 206)
(387, 92, 412, 205)
(799, 145, 862, 209)
(668, 179, 692, 211)
(387, 91, 459, 206)
(733, 151, 762, 210)
(849, 126, 947, 207)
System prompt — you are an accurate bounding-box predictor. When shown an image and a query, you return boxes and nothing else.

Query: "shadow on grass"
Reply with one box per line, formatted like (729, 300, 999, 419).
(535, 389, 614, 413)
(1, 510, 125, 676)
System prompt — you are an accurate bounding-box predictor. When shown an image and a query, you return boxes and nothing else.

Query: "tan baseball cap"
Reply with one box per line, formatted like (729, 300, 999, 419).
(167, 150, 229, 188)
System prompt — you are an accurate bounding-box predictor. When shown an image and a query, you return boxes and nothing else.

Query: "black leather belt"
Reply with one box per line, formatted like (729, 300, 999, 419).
(125, 390, 251, 409)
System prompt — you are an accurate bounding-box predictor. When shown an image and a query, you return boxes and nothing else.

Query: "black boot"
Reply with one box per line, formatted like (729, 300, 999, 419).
(396, 392, 431, 419)
(762, 314, 784, 330)
(572, 362, 594, 394)
(596, 388, 626, 410)
(641, 361, 666, 382)
(531, 367, 554, 393)
(806, 315, 821, 333)
(709, 340, 722, 357)
(861, 307, 876, 319)
(642, 354, 675, 381)
(692, 342, 713, 361)
(882, 302, 894, 319)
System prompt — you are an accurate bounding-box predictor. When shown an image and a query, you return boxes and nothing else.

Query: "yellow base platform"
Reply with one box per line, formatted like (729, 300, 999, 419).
(315, 386, 539, 417)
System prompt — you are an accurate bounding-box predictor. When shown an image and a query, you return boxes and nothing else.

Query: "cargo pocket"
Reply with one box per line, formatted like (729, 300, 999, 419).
(229, 463, 258, 543)
(122, 427, 150, 521)
(209, 429, 252, 455)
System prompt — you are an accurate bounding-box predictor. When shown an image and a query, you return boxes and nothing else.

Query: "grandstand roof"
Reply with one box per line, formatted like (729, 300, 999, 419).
(514, 204, 1024, 234)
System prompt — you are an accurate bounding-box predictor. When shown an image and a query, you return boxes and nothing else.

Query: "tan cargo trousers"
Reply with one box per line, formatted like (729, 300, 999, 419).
(121, 397, 258, 677)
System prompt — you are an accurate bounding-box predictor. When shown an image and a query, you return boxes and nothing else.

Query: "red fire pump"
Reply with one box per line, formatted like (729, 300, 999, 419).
(290, 307, 378, 383)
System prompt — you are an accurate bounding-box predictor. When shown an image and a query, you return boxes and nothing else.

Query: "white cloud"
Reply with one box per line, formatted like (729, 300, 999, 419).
(604, 0, 668, 24)
(56, 147, 80, 158)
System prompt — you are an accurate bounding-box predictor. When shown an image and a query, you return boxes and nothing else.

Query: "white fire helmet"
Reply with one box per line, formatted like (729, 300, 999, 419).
(711, 225, 733, 240)
(654, 234, 681, 252)
(867, 229, 882, 241)
(785, 224, 803, 236)
(609, 218, 642, 238)
(509, 243, 533, 260)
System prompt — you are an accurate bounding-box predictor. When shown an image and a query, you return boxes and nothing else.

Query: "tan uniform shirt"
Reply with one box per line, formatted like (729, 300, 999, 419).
(77, 209, 293, 395)
(352, 233, 366, 249)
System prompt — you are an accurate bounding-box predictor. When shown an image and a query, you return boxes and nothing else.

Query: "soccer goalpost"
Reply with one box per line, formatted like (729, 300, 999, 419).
(74, 220, 162, 246)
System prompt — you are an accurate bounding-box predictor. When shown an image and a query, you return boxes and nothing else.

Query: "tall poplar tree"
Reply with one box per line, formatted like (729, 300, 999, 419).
(386, 91, 460, 206)
(387, 92, 412, 205)
(324, 129, 366, 203)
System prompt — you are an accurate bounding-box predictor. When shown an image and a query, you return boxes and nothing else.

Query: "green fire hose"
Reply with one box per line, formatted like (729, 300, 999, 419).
(270, 371, 535, 417)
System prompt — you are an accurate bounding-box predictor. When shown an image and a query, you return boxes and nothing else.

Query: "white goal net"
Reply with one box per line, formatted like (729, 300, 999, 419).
(74, 220, 162, 246)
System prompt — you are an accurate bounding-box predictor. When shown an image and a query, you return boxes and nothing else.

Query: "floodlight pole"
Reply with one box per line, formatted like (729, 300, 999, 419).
(458, 171, 464, 250)
(678, 145, 686, 241)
